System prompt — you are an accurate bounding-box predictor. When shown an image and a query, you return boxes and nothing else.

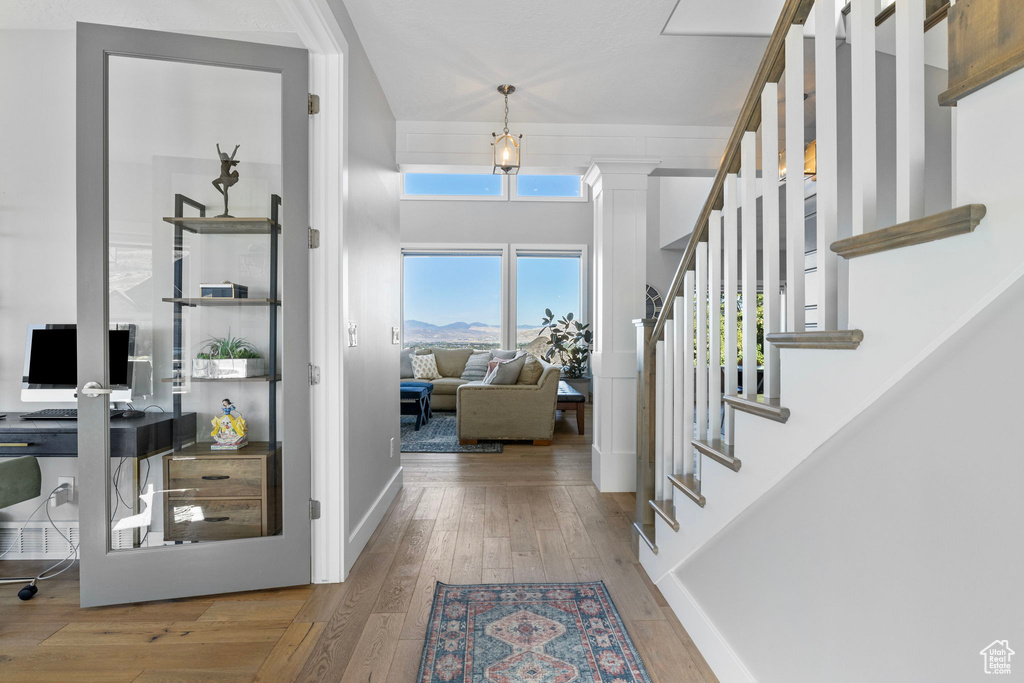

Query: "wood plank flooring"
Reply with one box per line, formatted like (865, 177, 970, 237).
(0, 406, 716, 682)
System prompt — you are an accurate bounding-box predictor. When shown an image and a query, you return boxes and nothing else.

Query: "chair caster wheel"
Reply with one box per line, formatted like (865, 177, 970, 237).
(18, 584, 38, 600)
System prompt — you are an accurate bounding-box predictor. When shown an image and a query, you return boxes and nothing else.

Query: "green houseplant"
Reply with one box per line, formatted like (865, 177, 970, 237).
(192, 332, 265, 379)
(540, 309, 592, 379)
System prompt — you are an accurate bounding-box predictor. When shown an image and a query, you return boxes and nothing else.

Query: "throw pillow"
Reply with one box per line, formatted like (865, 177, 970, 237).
(461, 351, 491, 381)
(484, 353, 527, 385)
(400, 348, 415, 379)
(516, 356, 544, 385)
(410, 353, 442, 380)
(490, 349, 518, 360)
(431, 348, 474, 377)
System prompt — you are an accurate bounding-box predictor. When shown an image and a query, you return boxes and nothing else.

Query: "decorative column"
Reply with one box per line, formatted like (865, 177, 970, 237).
(584, 158, 660, 492)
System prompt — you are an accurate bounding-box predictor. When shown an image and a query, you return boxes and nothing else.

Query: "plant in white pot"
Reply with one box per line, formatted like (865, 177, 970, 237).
(540, 309, 592, 399)
(192, 332, 265, 379)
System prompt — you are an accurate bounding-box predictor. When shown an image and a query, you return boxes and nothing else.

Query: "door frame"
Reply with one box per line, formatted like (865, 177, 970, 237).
(76, 22, 311, 606)
(279, 0, 351, 583)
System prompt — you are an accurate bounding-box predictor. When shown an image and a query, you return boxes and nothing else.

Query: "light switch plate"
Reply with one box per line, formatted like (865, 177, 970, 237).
(392, 327, 401, 344)
(347, 321, 358, 347)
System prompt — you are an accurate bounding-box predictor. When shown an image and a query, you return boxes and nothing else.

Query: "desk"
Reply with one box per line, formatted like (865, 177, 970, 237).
(0, 412, 197, 548)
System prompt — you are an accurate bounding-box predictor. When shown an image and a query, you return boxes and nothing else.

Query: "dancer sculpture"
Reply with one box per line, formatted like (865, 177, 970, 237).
(212, 144, 240, 217)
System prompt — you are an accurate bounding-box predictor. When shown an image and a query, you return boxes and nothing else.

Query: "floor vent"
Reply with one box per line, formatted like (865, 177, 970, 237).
(0, 523, 80, 560)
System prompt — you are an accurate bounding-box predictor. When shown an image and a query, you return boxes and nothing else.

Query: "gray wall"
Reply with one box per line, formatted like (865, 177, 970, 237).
(676, 275, 1024, 683)
(326, 0, 402, 562)
(646, 177, 684, 302)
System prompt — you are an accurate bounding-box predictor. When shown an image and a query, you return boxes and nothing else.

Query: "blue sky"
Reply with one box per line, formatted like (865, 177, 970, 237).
(403, 173, 581, 197)
(403, 255, 580, 327)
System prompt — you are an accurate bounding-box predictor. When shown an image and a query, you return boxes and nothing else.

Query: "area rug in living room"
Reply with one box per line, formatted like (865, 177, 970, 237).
(418, 581, 652, 682)
(401, 414, 503, 453)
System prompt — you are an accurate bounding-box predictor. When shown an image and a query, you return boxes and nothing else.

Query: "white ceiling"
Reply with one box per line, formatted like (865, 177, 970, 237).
(662, 0, 786, 37)
(342, 0, 771, 127)
(0, 0, 302, 46)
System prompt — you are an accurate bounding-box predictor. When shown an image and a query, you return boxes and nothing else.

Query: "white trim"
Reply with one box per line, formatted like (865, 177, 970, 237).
(277, 0, 349, 584)
(345, 466, 403, 572)
(658, 571, 756, 683)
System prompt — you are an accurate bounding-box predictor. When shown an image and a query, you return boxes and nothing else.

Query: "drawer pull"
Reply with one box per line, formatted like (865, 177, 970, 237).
(203, 517, 230, 522)
(201, 475, 230, 480)
(0, 443, 31, 447)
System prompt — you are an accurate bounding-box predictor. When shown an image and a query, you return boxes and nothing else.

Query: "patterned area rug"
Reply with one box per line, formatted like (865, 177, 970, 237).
(418, 581, 652, 682)
(401, 414, 503, 453)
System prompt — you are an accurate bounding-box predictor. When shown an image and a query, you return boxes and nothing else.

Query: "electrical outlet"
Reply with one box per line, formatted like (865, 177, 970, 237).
(58, 476, 74, 501)
(390, 436, 395, 458)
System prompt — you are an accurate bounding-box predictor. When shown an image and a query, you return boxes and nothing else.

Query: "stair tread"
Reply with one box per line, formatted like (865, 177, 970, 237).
(648, 499, 680, 531)
(724, 394, 791, 423)
(831, 204, 986, 259)
(667, 472, 707, 507)
(766, 329, 864, 350)
(692, 439, 742, 471)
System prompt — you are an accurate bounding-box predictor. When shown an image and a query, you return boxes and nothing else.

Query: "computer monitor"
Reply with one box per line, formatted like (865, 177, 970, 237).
(21, 324, 135, 403)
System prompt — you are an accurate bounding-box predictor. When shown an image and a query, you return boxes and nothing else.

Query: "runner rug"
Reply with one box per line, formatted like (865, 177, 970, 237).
(418, 581, 652, 682)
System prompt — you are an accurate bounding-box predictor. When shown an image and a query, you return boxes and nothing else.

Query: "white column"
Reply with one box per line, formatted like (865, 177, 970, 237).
(785, 24, 806, 334)
(815, 0, 840, 330)
(761, 82, 782, 399)
(584, 158, 661, 492)
(896, 0, 926, 222)
(741, 131, 758, 399)
(851, 0, 878, 236)
(707, 210, 723, 442)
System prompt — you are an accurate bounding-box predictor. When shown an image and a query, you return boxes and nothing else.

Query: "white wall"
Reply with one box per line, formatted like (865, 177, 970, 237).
(324, 0, 402, 570)
(675, 272, 1024, 683)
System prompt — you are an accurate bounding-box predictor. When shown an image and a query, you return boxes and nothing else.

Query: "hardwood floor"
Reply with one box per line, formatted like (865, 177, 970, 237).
(0, 407, 717, 682)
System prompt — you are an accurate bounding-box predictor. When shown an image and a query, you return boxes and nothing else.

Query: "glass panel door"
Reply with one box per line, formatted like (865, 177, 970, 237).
(76, 24, 309, 607)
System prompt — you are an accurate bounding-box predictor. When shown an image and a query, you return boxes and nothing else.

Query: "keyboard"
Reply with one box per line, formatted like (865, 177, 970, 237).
(21, 408, 125, 420)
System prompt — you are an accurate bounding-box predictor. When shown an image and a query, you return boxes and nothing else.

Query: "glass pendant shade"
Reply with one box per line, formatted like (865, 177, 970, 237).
(492, 132, 521, 175)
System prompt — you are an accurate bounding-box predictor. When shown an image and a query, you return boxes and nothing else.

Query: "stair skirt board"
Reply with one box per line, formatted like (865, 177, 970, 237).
(658, 571, 757, 683)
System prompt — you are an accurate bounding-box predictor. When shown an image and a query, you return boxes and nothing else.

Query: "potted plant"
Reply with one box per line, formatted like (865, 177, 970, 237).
(192, 332, 265, 379)
(541, 309, 593, 399)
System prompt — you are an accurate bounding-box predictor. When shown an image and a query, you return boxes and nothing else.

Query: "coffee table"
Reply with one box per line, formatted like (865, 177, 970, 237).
(400, 382, 433, 430)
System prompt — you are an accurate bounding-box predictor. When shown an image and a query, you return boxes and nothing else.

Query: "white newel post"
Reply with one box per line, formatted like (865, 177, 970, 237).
(584, 158, 661, 492)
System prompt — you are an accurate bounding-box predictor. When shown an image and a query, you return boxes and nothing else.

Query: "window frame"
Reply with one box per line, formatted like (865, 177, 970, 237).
(399, 243, 588, 352)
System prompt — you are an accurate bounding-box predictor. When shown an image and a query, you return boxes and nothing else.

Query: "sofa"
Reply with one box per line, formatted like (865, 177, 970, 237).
(456, 359, 561, 445)
(399, 347, 477, 411)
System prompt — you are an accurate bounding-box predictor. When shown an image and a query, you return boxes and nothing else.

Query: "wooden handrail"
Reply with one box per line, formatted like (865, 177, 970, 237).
(650, 0, 814, 345)
(840, 1, 949, 31)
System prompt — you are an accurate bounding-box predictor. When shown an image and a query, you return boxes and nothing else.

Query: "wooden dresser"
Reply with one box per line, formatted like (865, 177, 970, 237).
(163, 441, 281, 541)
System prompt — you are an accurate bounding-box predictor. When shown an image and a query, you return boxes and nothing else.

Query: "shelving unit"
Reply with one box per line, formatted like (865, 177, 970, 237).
(161, 193, 282, 541)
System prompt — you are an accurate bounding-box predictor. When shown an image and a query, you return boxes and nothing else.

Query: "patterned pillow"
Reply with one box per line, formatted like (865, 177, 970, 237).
(411, 353, 442, 380)
(461, 351, 491, 381)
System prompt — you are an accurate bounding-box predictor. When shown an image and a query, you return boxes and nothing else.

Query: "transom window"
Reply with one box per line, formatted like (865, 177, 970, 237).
(401, 173, 585, 202)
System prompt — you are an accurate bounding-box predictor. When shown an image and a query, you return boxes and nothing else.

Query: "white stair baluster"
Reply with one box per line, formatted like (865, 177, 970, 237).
(708, 210, 723, 442)
(785, 24, 806, 334)
(663, 320, 676, 492)
(723, 174, 739, 444)
(815, 0, 840, 330)
(761, 82, 782, 400)
(896, 0, 926, 222)
(852, 0, 878, 236)
(672, 298, 686, 477)
(682, 274, 696, 478)
(654, 337, 665, 501)
(696, 241, 709, 442)
(741, 131, 758, 399)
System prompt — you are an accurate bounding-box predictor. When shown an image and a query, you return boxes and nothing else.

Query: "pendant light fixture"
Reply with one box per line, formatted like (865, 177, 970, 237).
(492, 84, 522, 175)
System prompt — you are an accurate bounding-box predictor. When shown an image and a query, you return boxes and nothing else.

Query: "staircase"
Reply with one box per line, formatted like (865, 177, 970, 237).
(633, 0, 1024, 679)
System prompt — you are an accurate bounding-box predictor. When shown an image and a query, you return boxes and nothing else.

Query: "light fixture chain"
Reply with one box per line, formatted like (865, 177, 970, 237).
(503, 93, 510, 134)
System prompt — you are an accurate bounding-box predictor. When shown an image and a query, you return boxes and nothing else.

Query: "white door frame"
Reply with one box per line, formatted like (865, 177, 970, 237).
(277, 0, 349, 583)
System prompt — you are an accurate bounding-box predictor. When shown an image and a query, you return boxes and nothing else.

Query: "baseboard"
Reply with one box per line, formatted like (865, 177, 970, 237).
(591, 443, 636, 493)
(345, 466, 403, 573)
(658, 571, 756, 683)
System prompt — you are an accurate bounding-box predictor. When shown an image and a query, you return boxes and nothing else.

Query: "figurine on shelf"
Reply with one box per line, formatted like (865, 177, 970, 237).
(212, 144, 240, 218)
(211, 398, 248, 450)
